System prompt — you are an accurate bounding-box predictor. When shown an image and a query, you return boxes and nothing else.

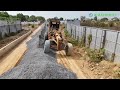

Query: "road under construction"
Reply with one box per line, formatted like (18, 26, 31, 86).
(0, 22, 87, 79)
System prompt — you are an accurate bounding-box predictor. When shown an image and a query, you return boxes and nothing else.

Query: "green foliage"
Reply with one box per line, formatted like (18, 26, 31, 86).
(36, 16, 45, 21)
(79, 35, 85, 47)
(80, 16, 86, 21)
(28, 24, 31, 26)
(31, 24, 34, 28)
(24, 15, 29, 21)
(111, 17, 119, 21)
(80, 17, 120, 30)
(111, 53, 115, 62)
(17, 30, 21, 33)
(88, 34, 92, 47)
(114, 69, 120, 79)
(64, 29, 78, 46)
(109, 21, 114, 27)
(0, 11, 45, 22)
(4, 33, 10, 37)
(0, 11, 9, 17)
(17, 13, 26, 21)
(94, 16, 97, 21)
(68, 37, 78, 46)
(86, 48, 105, 62)
(64, 29, 70, 37)
(0, 31, 3, 40)
(10, 32, 16, 36)
(60, 17, 63, 21)
(100, 18, 108, 22)
(29, 15, 37, 22)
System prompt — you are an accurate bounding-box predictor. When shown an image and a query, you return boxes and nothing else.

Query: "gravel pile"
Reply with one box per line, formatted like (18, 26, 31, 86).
(0, 24, 77, 79)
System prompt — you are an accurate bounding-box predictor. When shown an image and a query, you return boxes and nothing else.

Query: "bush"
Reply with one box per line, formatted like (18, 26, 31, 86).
(17, 30, 21, 33)
(98, 22, 106, 27)
(114, 69, 120, 79)
(0, 31, 3, 40)
(64, 29, 79, 46)
(86, 48, 105, 62)
(10, 32, 16, 36)
(4, 33, 10, 37)
(31, 25, 34, 28)
(28, 24, 31, 26)
(64, 29, 71, 37)
(68, 37, 78, 46)
(79, 35, 85, 47)
(88, 34, 92, 48)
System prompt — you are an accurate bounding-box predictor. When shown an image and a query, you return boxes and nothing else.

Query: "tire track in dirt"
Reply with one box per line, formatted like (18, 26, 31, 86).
(57, 50, 86, 79)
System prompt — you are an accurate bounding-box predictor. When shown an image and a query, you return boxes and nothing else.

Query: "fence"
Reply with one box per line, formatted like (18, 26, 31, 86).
(66, 20, 120, 63)
(0, 20, 22, 39)
(21, 21, 41, 25)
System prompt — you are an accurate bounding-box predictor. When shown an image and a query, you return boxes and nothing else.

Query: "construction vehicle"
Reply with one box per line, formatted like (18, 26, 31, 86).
(43, 18, 73, 56)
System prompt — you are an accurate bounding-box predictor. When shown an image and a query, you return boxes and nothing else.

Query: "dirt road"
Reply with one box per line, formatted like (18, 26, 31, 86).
(0, 23, 77, 79)
(57, 50, 86, 79)
(0, 24, 43, 75)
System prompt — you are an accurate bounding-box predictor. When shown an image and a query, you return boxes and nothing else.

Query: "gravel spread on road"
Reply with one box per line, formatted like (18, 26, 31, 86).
(0, 24, 77, 79)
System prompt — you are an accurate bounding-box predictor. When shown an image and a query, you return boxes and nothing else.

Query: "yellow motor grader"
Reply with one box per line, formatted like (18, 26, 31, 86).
(44, 18, 73, 56)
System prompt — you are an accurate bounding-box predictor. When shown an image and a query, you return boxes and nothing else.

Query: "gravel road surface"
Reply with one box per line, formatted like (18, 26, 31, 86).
(0, 23, 77, 79)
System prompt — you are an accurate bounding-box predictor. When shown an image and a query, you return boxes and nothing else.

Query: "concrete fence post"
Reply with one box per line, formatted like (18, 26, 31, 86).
(102, 30, 106, 49)
(75, 26, 76, 39)
(112, 32, 119, 62)
(14, 24, 17, 32)
(84, 27, 86, 46)
(94, 29, 98, 49)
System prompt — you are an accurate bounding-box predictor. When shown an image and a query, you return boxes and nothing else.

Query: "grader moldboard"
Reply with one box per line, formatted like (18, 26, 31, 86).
(43, 18, 73, 56)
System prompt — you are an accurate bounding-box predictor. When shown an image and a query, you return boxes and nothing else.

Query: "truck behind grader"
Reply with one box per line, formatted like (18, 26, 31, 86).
(43, 18, 73, 56)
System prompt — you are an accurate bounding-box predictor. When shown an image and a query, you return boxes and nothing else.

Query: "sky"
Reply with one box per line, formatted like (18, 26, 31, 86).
(6, 11, 120, 20)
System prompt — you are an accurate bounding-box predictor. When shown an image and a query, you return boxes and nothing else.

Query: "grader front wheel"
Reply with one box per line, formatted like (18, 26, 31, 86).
(65, 43, 73, 56)
(44, 40, 50, 53)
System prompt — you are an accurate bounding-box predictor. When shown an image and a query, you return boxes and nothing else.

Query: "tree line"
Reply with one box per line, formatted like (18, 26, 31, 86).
(0, 11, 45, 22)
(80, 16, 120, 30)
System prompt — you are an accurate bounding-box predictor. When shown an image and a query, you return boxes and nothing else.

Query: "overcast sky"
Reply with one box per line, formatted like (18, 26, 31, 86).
(6, 11, 120, 20)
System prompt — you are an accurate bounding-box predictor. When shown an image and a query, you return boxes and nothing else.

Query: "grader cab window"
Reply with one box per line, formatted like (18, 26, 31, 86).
(49, 19, 60, 30)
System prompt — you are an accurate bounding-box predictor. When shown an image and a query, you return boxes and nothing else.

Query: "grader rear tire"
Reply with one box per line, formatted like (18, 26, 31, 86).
(65, 43, 73, 56)
(44, 40, 50, 53)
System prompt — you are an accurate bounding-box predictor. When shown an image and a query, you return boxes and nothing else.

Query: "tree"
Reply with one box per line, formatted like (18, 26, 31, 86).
(80, 16, 86, 21)
(111, 17, 119, 21)
(0, 11, 9, 17)
(54, 17, 58, 19)
(29, 15, 37, 22)
(100, 18, 108, 22)
(17, 13, 26, 21)
(36, 16, 45, 21)
(94, 16, 97, 21)
(24, 15, 29, 21)
(60, 17, 63, 20)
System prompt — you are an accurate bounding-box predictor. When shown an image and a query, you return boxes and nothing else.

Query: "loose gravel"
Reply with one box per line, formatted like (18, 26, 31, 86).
(0, 23, 77, 79)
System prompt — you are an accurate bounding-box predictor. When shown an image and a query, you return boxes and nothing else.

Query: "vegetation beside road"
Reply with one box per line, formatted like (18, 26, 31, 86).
(64, 24, 120, 79)
(0, 11, 45, 22)
(80, 16, 120, 31)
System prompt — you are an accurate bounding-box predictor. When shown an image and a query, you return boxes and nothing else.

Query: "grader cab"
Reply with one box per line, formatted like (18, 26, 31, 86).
(43, 18, 73, 56)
